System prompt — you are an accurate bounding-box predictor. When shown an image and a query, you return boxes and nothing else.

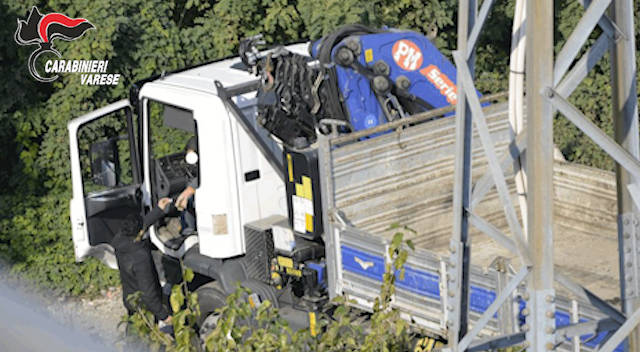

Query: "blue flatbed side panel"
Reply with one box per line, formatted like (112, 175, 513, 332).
(395, 265, 440, 300)
(341, 245, 624, 350)
(341, 245, 386, 282)
(341, 245, 494, 313)
(554, 306, 624, 351)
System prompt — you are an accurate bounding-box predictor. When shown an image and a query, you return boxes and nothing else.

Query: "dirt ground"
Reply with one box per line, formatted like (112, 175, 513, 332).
(44, 286, 127, 348)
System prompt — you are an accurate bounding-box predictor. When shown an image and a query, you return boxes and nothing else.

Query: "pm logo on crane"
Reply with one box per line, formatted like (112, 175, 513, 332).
(391, 38, 458, 105)
(392, 39, 423, 71)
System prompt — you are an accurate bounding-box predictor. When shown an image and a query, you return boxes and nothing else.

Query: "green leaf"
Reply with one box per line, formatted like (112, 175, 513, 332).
(406, 239, 415, 251)
(183, 267, 194, 283)
(170, 285, 185, 313)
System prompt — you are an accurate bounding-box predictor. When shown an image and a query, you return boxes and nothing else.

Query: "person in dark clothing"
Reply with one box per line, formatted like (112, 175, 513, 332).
(112, 205, 172, 324)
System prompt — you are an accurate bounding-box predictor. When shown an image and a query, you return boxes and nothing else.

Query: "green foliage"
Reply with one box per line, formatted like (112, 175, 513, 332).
(555, 63, 616, 171)
(297, 0, 369, 39)
(0, 192, 119, 296)
(125, 233, 424, 351)
(148, 101, 195, 158)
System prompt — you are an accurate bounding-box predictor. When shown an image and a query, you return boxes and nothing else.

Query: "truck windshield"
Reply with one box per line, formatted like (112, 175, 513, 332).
(147, 100, 198, 199)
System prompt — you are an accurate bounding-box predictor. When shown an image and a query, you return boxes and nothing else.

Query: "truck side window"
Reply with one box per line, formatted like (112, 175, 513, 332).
(77, 109, 134, 196)
(149, 101, 194, 157)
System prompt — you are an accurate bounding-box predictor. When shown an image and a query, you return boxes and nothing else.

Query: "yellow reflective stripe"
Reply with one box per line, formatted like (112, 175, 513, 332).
(308, 312, 317, 336)
(305, 213, 313, 232)
(287, 153, 293, 182)
(302, 176, 312, 200)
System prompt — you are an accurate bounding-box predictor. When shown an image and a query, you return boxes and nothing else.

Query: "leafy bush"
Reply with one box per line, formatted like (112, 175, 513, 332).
(123, 232, 438, 351)
(0, 191, 119, 296)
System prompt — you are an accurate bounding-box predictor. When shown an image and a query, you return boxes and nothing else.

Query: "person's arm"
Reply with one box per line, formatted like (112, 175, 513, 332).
(135, 198, 173, 242)
(176, 186, 195, 211)
(158, 197, 172, 210)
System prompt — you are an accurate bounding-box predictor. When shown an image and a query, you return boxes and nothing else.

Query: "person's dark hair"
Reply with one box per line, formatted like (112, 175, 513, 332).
(118, 213, 142, 237)
(185, 136, 198, 153)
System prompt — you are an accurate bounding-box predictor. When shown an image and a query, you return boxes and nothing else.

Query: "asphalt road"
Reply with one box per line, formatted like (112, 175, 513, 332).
(0, 281, 120, 352)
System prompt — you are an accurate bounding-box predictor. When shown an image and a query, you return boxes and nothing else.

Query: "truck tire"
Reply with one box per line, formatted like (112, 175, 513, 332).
(195, 281, 227, 337)
(196, 279, 278, 340)
(240, 279, 279, 308)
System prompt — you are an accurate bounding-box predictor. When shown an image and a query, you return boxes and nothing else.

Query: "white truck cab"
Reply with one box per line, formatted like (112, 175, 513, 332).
(68, 43, 309, 268)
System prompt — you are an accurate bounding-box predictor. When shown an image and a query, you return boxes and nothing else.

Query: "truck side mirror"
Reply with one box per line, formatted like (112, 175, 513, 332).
(89, 136, 123, 188)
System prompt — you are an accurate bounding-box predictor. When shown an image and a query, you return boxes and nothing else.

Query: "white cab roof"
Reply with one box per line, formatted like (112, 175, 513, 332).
(149, 42, 310, 94)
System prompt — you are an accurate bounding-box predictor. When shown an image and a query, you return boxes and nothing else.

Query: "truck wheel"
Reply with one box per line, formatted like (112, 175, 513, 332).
(196, 280, 277, 340)
(195, 282, 226, 338)
(241, 279, 279, 308)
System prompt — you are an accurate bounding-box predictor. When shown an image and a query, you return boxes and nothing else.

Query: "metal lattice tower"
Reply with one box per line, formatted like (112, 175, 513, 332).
(446, 0, 640, 350)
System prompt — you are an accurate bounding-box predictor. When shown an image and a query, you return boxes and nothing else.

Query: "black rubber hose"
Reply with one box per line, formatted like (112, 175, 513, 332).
(314, 25, 382, 122)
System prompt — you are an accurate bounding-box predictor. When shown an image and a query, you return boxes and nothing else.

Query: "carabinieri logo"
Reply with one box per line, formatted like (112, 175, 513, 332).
(15, 7, 95, 82)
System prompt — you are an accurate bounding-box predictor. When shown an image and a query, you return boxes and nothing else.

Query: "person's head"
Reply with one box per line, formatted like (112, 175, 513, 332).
(184, 136, 198, 165)
(118, 213, 142, 237)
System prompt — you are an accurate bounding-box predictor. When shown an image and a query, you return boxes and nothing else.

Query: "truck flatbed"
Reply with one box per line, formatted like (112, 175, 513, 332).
(316, 100, 622, 350)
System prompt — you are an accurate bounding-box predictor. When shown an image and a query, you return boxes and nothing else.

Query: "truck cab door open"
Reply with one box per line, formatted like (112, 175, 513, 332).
(68, 100, 141, 268)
